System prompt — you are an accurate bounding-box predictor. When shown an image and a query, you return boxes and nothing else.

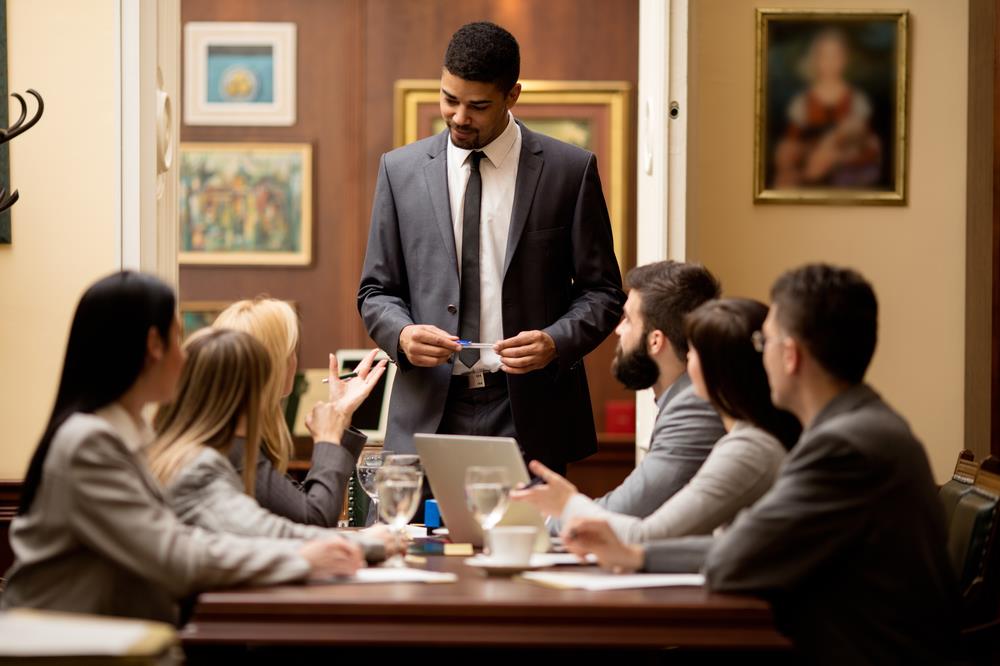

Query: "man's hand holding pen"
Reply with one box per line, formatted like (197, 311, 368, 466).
(495, 330, 556, 374)
(399, 324, 463, 367)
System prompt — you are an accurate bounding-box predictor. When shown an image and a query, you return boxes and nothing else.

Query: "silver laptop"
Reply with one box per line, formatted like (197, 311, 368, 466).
(414, 433, 550, 551)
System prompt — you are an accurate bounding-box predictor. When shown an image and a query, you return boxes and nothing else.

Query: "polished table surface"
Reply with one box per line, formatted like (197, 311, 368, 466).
(182, 555, 790, 649)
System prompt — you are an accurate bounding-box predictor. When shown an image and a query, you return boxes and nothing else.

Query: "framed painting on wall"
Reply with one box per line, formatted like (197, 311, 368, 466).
(184, 22, 296, 126)
(179, 300, 231, 338)
(394, 79, 631, 268)
(179, 142, 312, 266)
(754, 10, 909, 204)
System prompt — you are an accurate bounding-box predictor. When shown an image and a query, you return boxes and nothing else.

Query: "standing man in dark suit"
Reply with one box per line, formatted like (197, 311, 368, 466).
(563, 264, 958, 664)
(358, 22, 624, 472)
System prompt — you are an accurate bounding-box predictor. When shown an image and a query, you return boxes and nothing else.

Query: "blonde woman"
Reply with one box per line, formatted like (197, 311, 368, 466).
(148, 328, 391, 560)
(213, 298, 376, 526)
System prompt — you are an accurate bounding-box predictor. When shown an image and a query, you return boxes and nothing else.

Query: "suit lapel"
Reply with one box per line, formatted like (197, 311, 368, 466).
(423, 131, 458, 276)
(504, 123, 544, 277)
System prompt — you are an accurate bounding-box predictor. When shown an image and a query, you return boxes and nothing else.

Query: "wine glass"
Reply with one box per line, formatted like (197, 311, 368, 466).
(384, 454, 424, 491)
(464, 466, 511, 556)
(356, 451, 388, 520)
(375, 465, 423, 567)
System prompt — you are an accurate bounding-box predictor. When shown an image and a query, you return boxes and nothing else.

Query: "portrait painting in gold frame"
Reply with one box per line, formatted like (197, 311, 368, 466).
(754, 10, 908, 204)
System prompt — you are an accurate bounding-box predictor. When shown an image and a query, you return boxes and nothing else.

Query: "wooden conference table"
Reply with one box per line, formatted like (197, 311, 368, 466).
(181, 555, 789, 652)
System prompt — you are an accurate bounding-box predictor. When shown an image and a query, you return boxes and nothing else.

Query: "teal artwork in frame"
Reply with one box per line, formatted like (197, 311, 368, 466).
(0, 0, 9, 244)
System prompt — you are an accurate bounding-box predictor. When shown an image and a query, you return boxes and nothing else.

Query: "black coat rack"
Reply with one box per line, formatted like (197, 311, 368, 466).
(0, 88, 44, 214)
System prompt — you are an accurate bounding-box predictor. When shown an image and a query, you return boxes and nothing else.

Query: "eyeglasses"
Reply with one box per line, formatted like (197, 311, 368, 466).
(751, 331, 767, 353)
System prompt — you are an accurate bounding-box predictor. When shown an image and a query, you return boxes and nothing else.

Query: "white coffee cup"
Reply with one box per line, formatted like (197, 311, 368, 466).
(487, 526, 538, 566)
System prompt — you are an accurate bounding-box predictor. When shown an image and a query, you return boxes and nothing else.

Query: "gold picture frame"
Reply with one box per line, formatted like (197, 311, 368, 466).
(754, 10, 909, 204)
(179, 142, 312, 265)
(394, 79, 631, 267)
(179, 300, 231, 338)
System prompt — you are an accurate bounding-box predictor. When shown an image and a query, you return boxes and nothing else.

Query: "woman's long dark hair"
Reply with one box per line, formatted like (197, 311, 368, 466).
(17, 271, 176, 515)
(685, 298, 801, 449)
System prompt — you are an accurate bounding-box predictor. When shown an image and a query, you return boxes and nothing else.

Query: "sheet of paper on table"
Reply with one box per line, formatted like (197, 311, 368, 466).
(519, 571, 706, 591)
(337, 568, 458, 584)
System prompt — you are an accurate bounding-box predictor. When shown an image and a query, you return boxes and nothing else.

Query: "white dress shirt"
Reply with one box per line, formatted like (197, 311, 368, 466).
(446, 111, 521, 374)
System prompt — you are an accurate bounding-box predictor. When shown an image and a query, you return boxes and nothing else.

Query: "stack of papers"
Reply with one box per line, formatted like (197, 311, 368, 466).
(0, 609, 177, 659)
(519, 571, 705, 591)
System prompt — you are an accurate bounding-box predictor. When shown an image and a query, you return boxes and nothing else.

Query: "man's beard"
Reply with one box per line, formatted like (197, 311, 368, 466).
(448, 121, 481, 149)
(611, 340, 660, 391)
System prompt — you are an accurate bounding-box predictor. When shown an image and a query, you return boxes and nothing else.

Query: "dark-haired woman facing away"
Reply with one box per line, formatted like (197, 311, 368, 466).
(514, 298, 800, 542)
(0, 272, 363, 623)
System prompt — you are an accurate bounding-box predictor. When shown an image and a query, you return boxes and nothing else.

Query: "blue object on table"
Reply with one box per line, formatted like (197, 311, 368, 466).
(424, 499, 441, 529)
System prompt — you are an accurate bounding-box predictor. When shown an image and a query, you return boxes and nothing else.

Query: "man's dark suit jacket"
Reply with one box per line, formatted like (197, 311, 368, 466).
(643, 384, 959, 664)
(358, 123, 625, 469)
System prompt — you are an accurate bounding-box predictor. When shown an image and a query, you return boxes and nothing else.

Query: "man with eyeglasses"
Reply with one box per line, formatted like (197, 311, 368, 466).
(564, 263, 957, 664)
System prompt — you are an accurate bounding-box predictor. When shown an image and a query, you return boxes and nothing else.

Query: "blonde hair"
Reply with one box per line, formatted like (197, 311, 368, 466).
(148, 327, 270, 494)
(211, 297, 298, 473)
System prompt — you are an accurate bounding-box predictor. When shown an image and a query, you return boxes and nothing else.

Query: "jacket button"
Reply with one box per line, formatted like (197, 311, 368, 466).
(447, 304, 458, 314)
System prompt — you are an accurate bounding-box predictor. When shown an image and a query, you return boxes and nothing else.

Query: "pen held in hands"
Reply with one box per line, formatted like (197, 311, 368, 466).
(322, 358, 395, 383)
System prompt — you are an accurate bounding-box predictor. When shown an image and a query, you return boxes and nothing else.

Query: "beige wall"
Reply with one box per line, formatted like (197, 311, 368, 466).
(0, 0, 120, 479)
(688, 0, 969, 482)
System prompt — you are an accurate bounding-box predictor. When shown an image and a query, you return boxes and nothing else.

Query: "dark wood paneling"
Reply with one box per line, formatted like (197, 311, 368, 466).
(180, 0, 369, 366)
(181, 0, 638, 442)
(994, 2, 1000, 457)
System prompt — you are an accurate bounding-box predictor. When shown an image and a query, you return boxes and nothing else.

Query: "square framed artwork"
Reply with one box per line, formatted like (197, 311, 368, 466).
(395, 79, 631, 268)
(179, 301, 231, 338)
(179, 142, 312, 265)
(184, 22, 296, 126)
(754, 10, 909, 204)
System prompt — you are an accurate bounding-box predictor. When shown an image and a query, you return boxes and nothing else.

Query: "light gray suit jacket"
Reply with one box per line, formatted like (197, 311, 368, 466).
(358, 123, 624, 470)
(593, 373, 725, 518)
(1, 404, 311, 624)
(165, 447, 384, 561)
(641, 385, 958, 664)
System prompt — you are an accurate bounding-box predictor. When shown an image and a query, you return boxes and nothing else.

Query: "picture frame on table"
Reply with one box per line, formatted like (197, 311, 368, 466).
(184, 21, 296, 126)
(754, 9, 909, 204)
(179, 142, 312, 266)
(394, 79, 632, 268)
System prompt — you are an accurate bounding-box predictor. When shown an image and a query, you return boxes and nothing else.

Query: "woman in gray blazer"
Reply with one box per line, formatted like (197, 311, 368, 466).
(514, 299, 800, 543)
(213, 298, 369, 527)
(1, 272, 365, 624)
(147, 327, 394, 559)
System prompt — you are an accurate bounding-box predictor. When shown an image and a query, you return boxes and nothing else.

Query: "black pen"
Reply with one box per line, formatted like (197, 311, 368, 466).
(321, 358, 395, 382)
(522, 476, 547, 489)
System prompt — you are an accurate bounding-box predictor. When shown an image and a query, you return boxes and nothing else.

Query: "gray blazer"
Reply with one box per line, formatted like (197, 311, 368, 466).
(593, 373, 725, 518)
(642, 385, 958, 664)
(228, 428, 366, 527)
(0, 404, 310, 624)
(562, 421, 785, 542)
(165, 447, 384, 561)
(358, 123, 624, 469)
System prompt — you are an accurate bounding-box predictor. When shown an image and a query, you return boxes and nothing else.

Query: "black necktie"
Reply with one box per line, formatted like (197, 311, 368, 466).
(459, 151, 484, 368)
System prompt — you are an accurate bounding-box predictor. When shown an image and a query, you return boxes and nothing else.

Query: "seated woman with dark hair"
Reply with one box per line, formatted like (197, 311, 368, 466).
(513, 298, 800, 543)
(147, 327, 394, 560)
(1, 272, 364, 623)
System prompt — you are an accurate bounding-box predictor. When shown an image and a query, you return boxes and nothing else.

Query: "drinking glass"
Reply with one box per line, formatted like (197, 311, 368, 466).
(464, 466, 511, 555)
(375, 465, 423, 567)
(384, 454, 424, 492)
(356, 451, 388, 519)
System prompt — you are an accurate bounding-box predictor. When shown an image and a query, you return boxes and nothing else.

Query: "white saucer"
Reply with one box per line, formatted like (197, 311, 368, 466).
(464, 555, 545, 576)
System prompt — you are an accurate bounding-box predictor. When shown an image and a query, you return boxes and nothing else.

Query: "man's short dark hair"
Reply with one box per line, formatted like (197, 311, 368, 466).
(770, 263, 878, 384)
(626, 261, 721, 361)
(444, 22, 520, 92)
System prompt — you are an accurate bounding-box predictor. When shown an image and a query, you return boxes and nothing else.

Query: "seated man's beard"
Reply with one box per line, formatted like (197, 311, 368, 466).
(612, 342, 660, 391)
